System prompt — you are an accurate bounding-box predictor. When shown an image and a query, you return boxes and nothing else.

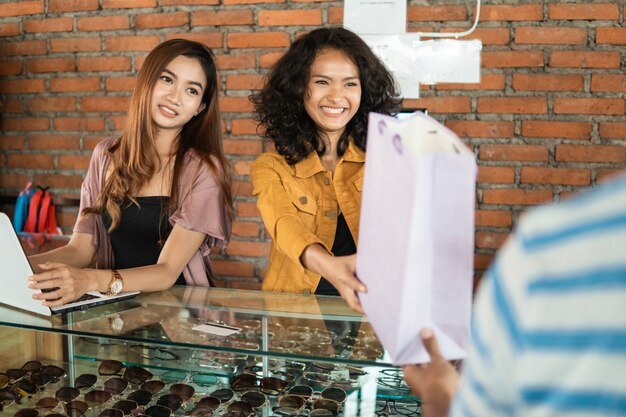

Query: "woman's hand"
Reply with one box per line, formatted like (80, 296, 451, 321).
(28, 262, 96, 307)
(300, 244, 367, 313)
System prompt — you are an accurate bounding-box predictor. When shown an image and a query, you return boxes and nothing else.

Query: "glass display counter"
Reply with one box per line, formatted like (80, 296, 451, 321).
(0, 287, 420, 417)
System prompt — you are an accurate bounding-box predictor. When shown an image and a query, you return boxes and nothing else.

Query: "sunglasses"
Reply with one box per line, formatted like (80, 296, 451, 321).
(140, 380, 165, 395)
(169, 383, 195, 402)
(13, 407, 39, 417)
(84, 390, 113, 406)
(65, 400, 89, 417)
(231, 373, 288, 396)
(0, 388, 18, 410)
(240, 391, 267, 408)
(123, 367, 153, 385)
(144, 405, 171, 417)
(209, 388, 233, 403)
(104, 377, 129, 395)
(99, 361, 125, 376)
(111, 399, 138, 415)
(55, 386, 80, 403)
(156, 394, 183, 412)
(98, 409, 124, 417)
(226, 400, 253, 416)
(375, 398, 421, 416)
(127, 389, 152, 406)
(72, 374, 96, 391)
(35, 397, 60, 411)
(194, 395, 221, 411)
(186, 405, 214, 417)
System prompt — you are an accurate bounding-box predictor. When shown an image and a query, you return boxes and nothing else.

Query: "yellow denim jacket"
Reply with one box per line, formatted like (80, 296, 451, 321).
(251, 142, 365, 294)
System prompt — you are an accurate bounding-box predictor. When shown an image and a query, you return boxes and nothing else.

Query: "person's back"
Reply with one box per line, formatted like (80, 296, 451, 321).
(451, 175, 626, 416)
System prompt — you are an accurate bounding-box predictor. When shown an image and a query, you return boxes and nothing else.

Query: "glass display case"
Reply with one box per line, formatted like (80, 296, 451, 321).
(0, 287, 421, 417)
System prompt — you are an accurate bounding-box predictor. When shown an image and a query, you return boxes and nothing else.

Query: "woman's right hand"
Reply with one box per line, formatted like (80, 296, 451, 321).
(300, 244, 367, 313)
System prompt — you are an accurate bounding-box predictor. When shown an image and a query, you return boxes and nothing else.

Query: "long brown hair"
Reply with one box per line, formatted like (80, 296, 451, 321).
(85, 39, 233, 230)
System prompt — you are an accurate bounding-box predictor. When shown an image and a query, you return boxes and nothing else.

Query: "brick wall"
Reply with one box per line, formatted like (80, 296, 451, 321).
(1, 0, 625, 289)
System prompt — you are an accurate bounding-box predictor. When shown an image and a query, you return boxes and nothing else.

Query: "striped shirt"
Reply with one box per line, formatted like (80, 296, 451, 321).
(450, 175, 626, 417)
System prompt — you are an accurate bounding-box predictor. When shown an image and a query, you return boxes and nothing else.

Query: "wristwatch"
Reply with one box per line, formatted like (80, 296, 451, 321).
(106, 270, 124, 296)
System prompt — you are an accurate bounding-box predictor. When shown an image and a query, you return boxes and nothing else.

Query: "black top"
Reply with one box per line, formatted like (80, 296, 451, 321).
(316, 212, 356, 296)
(102, 196, 186, 286)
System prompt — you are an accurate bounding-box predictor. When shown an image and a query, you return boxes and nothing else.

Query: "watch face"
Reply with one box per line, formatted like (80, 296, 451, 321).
(111, 280, 123, 294)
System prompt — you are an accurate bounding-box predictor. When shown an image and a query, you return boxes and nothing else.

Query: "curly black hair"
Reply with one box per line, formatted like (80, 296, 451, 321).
(251, 27, 401, 164)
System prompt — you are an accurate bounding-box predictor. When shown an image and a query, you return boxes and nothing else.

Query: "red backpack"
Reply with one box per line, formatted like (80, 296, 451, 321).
(23, 186, 59, 235)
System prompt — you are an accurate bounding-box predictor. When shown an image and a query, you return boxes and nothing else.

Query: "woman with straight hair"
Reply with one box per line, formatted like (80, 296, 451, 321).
(251, 27, 400, 312)
(28, 39, 233, 306)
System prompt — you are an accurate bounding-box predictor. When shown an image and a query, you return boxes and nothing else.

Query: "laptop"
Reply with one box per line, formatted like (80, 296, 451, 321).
(0, 212, 139, 316)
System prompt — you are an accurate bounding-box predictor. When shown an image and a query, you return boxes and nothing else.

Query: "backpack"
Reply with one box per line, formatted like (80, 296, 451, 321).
(23, 186, 60, 235)
(13, 182, 34, 232)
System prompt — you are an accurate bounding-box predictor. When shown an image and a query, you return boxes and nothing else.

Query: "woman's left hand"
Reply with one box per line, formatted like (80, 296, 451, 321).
(28, 262, 93, 306)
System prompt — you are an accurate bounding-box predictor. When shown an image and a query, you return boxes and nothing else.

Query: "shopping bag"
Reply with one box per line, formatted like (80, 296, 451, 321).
(23, 186, 59, 235)
(356, 111, 477, 365)
(13, 182, 34, 232)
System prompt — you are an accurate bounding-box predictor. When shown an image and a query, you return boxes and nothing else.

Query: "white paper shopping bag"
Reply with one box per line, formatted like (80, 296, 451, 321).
(357, 111, 477, 365)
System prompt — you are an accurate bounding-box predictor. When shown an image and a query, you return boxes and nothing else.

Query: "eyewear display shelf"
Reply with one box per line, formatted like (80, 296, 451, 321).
(0, 287, 421, 417)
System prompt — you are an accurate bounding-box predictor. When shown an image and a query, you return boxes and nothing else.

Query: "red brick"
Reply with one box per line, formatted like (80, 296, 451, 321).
(223, 0, 282, 4)
(436, 73, 505, 91)
(193, 10, 253, 26)
(521, 167, 591, 186)
(110, 116, 126, 131)
(164, 33, 222, 49)
(328, 7, 342, 24)
(0, 23, 19, 37)
(596, 28, 626, 45)
(549, 51, 620, 68)
(591, 74, 626, 93)
(556, 145, 625, 163)
(480, 4, 543, 21)
(232, 119, 261, 135)
(28, 97, 77, 112)
(407, 5, 467, 21)
(228, 279, 262, 290)
(226, 74, 265, 91)
(216, 53, 256, 70)
(49, 0, 98, 12)
(599, 123, 626, 140)
(232, 221, 260, 238)
(102, 0, 156, 8)
(50, 77, 101, 93)
(228, 32, 290, 48)
(81, 97, 130, 112)
(474, 253, 495, 270)
(24, 17, 72, 33)
(515, 27, 587, 45)
(236, 202, 260, 218)
(225, 241, 269, 257)
(0, 173, 29, 188)
(483, 189, 553, 206)
(7, 154, 54, 169)
(475, 231, 509, 249)
(33, 174, 84, 189)
(0, 79, 45, 94)
(135, 12, 189, 29)
(219, 97, 255, 113)
(521, 121, 592, 140)
(234, 160, 253, 176)
(78, 57, 131, 72)
(549, 3, 619, 20)
(77, 16, 130, 32)
(482, 51, 544, 68)
(3, 99, 22, 113)
(475, 210, 512, 228)
(554, 98, 624, 115)
(480, 144, 548, 162)
(212, 260, 255, 277)
(0, 60, 22, 76)
(258, 10, 322, 26)
(233, 180, 253, 197)
(0, 1, 43, 17)
(477, 97, 547, 114)
(0, 136, 25, 151)
(260, 51, 284, 68)
(106, 77, 136, 92)
(58, 155, 91, 170)
(28, 135, 80, 150)
(477, 166, 515, 183)
(106, 36, 160, 52)
(512, 74, 583, 92)
(441, 28, 510, 45)
(162, 0, 218, 4)
(597, 170, 626, 183)
(26, 58, 76, 73)
(224, 140, 262, 155)
(402, 97, 471, 113)
(54, 118, 105, 132)
(0, 40, 46, 56)
(51, 37, 101, 53)
(446, 120, 513, 139)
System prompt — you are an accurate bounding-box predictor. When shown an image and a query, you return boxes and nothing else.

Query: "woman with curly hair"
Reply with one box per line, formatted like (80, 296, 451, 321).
(28, 39, 233, 307)
(251, 27, 401, 311)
